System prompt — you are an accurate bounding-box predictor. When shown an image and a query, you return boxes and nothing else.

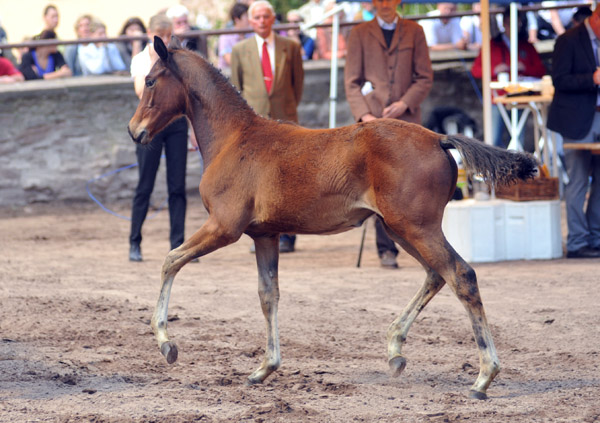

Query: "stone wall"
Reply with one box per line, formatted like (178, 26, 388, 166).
(1, 77, 140, 207)
(0, 60, 496, 208)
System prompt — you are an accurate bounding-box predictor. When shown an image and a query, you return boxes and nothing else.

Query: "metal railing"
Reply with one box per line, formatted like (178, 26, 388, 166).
(0, 1, 592, 51)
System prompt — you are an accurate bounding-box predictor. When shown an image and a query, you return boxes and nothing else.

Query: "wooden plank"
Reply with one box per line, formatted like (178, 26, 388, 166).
(493, 94, 553, 104)
(563, 143, 600, 154)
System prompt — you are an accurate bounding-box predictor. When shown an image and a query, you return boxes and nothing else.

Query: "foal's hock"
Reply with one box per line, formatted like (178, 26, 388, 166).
(128, 36, 538, 399)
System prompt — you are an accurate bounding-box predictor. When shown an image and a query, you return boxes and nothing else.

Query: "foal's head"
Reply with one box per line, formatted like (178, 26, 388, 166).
(128, 36, 188, 145)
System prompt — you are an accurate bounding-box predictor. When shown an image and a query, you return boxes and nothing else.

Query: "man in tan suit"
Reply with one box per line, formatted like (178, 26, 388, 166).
(231, 0, 304, 123)
(345, 0, 433, 268)
(231, 0, 304, 252)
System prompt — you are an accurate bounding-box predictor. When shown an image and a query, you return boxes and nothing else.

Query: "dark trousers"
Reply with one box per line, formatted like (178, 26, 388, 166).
(280, 234, 296, 245)
(130, 119, 188, 250)
(375, 216, 399, 258)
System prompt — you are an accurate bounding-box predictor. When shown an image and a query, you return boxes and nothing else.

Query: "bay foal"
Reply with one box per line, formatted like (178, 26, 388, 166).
(128, 37, 537, 399)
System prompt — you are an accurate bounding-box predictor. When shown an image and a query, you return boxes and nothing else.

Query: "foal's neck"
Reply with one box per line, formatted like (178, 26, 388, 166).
(186, 63, 255, 164)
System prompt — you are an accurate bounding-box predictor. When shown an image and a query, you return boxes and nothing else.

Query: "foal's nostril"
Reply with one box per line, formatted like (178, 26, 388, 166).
(136, 130, 147, 144)
(127, 126, 146, 144)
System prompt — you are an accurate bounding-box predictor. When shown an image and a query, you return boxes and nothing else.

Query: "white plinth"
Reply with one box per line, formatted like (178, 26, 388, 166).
(442, 199, 562, 263)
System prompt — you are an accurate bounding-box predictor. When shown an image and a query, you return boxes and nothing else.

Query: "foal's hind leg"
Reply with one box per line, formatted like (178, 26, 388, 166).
(445, 251, 500, 399)
(151, 216, 241, 364)
(247, 235, 281, 385)
(387, 268, 445, 377)
(376, 226, 447, 376)
(384, 223, 500, 399)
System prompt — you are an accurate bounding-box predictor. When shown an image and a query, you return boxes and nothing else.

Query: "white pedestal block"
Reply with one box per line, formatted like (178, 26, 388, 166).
(503, 201, 563, 260)
(442, 199, 562, 263)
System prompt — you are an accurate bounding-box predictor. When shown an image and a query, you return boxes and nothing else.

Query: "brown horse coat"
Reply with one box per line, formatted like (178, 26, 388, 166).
(128, 36, 538, 400)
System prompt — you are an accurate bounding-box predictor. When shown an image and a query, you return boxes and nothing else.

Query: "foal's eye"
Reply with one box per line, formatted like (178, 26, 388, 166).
(145, 79, 156, 88)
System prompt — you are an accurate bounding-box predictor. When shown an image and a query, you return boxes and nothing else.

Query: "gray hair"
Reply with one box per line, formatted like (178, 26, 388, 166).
(248, 0, 275, 18)
(166, 4, 190, 19)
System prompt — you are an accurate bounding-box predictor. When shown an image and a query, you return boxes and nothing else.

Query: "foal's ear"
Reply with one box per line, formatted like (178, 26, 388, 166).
(169, 35, 182, 50)
(154, 36, 169, 61)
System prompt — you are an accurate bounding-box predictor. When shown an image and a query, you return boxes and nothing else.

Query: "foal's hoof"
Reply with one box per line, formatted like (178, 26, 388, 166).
(468, 390, 488, 400)
(245, 376, 263, 386)
(388, 355, 407, 377)
(160, 341, 178, 364)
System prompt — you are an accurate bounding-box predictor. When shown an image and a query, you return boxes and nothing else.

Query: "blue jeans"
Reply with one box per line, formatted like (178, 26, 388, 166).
(492, 105, 525, 148)
(563, 112, 600, 252)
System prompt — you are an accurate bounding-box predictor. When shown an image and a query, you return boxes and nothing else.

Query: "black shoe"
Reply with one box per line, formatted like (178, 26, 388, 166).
(379, 251, 399, 269)
(566, 246, 600, 259)
(129, 244, 143, 262)
(279, 238, 295, 253)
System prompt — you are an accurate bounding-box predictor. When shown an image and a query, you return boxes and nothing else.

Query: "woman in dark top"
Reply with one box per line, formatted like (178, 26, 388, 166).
(116, 17, 147, 71)
(19, 30, 71, 80)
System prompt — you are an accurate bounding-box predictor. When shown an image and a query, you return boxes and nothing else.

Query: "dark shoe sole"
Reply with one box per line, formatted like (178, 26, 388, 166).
(566, 247, 600, 259)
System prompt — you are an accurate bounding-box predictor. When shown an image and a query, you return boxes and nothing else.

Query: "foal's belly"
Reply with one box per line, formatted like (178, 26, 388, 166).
(248, 202, 375, 236)
(295, 208, 374, 235)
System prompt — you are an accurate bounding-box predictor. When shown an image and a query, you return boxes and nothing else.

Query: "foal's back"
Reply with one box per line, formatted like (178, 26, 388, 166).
(207, 117, 453, 236)
(239, 117, 446, 173)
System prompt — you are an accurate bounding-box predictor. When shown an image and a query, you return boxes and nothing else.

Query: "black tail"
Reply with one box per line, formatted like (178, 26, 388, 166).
(440, 134, 538, 187)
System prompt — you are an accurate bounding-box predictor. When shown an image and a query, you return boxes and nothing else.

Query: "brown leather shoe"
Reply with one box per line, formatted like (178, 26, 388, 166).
(380, 251, 398, 269)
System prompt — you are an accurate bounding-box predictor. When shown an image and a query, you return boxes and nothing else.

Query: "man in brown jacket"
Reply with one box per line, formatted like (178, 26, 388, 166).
(231, 0, 304, 252)
(344, 0, 433, 268)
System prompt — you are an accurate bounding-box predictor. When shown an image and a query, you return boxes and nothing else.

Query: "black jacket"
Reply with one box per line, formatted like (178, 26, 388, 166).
(548, 22, 598, 140)
(18, 51, 66, 80)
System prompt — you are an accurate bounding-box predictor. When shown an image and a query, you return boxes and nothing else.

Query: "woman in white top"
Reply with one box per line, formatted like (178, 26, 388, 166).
(128, 14, 193, 262)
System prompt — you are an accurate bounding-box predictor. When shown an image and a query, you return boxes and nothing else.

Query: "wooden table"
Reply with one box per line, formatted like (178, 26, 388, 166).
(493, 92, 557, 176)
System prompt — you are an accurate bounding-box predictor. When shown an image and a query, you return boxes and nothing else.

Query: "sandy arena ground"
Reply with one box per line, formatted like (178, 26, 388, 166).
(1, 198, 599, 422)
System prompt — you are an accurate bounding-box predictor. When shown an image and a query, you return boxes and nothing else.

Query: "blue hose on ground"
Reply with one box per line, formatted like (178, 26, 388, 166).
(85, 155, 167, 221)
(87, 148, 204, 220)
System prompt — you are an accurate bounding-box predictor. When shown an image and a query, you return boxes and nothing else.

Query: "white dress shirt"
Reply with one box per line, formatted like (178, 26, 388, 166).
(254, 32, 275, 78)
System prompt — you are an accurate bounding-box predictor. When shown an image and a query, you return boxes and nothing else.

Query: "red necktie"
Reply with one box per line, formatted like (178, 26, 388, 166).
(261, 41, 273, 93)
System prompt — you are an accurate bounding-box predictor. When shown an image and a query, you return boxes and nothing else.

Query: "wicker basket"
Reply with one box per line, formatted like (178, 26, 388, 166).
(495, 177, 559, 201)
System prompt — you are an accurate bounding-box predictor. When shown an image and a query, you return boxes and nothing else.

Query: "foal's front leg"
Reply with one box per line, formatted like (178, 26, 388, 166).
(151, 217, 241, 364)
(247, 235, 281, 384)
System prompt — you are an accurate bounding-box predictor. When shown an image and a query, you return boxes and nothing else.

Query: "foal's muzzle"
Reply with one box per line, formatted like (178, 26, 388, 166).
(127, 125, 147, 144)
